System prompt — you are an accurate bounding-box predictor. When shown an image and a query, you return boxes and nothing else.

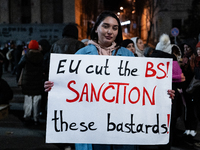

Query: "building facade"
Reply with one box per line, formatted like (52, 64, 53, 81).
(0, 0, 103, 45)
(139, 0, 194, 45)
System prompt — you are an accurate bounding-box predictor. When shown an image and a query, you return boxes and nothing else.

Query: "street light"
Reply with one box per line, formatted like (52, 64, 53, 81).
(120, 7, 123, 11)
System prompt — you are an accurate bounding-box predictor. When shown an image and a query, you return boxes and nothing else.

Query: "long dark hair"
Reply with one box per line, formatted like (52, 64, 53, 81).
(90, 11, 123, 47)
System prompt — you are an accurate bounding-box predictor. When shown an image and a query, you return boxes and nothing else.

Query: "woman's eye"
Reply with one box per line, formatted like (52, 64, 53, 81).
(103, 25, 109, 28)
(113, 27, 118, 31)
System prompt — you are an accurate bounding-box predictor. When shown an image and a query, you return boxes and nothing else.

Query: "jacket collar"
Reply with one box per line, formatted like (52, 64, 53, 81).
(86, 44, 122, 56)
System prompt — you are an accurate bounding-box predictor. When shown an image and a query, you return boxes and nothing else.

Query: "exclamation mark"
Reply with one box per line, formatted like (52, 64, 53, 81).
(166, 62, 170, 78)
(167, 114, 170, 134)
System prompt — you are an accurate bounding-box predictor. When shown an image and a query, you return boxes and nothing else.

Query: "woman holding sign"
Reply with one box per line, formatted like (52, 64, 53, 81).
(45, 11, 175, 150)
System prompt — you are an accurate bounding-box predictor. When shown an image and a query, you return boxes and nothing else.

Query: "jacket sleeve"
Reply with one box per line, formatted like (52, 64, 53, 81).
(172, 61, 182, 82)
(16, 55, 26, 82)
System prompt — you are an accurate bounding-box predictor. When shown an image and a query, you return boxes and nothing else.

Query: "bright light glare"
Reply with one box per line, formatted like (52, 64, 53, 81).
(121, 20, 131, 26)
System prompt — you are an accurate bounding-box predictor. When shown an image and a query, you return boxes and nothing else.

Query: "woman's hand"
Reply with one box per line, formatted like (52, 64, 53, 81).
(181, 73, 186, 82)
(167, 89, 175, 99)
(44, 81, 54, 92)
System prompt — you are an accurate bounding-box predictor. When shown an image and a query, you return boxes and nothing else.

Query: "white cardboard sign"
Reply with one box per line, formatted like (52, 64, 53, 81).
(46, 54, 172, 145)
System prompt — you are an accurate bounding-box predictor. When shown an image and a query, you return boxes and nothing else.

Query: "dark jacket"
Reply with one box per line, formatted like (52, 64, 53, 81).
(50, 37, 85, 54)
(150, 50, 177, 60)
(18, 50, 44, 95)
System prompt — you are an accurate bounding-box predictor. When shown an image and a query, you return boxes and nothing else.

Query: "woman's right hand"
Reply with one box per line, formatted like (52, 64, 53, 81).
(44, 81, 54, 92)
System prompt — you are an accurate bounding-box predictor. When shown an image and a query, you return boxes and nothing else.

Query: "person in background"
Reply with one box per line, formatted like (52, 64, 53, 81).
(22, 41, 29, 55)
(44, 11, 175, 150)
(12, 40, 23, 75)
(172, 44, 182, 64)
(131, 37, 145, 57)
(81, 39, 89, 46)
(180, 38, 198, 142)
(50, 23, 85, 54)
(6, 41, 16, 73)
(144, 46, 154, 57)
(0, 50, 5, 78)
(150, 33, 185, 149)
(49, 22, 85, 150)
(38, 39, 51, 119)
(2, 43, 9, 72)
(192, 42, 200, 148)
(17, 40, 44, 125)
(121, 39, 137, 56)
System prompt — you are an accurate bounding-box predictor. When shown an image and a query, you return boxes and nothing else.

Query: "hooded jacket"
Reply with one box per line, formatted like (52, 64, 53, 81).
(131, 37, 144, 57)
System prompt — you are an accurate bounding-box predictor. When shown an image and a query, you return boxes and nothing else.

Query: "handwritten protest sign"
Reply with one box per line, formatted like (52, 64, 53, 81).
(46, 53, 172, 145)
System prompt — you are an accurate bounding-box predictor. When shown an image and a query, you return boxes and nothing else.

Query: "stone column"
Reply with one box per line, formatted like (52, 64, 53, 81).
(0, 0, 9, 23)
(31, 0, 41, 23)
(63, 0, 75, 23)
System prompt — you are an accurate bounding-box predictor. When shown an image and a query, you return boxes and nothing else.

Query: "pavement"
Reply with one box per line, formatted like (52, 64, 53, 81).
(1, 71, 200, 150)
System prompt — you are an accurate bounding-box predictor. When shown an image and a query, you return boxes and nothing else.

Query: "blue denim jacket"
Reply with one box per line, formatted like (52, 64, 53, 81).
(75, 44, 138, 150)
(76, 44, 135, 57)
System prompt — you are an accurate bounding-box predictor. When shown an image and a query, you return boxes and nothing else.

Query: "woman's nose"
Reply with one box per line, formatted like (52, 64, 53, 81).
(108, 28, 113, 34)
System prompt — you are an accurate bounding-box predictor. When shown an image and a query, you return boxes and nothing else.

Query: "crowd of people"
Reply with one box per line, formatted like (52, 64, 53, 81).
(0, 10, 200, 150)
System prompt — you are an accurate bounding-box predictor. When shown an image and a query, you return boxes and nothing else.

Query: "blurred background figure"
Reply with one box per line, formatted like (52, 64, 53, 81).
(17, 40, 44, 125)
(2, 43, 9, 72)
(180, 38, 198, 142)
(121, 39, 137, 56)
(51, 23, 84, 54)
(12, 40, 24, 75)
(38, 39, 51, 119)
(131, 37, 145, 57)
(172, 44, 182, 64)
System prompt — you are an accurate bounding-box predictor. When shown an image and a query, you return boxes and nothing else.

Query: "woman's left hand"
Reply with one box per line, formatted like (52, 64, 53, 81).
(167, 89, 175, 99)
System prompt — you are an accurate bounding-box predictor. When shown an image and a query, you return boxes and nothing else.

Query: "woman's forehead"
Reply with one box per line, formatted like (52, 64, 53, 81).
(101, 16, 118, 25)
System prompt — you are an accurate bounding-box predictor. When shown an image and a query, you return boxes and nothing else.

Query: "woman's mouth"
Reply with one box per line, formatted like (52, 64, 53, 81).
(105, 36, 112, 40)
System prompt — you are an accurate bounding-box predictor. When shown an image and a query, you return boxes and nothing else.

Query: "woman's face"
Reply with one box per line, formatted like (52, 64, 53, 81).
(126, 43, 135, 54)
(96, 16, 119, 47)
(137, 39, 144, 51)
(184, 44, 192, 55)
(197, 48, 200, 57)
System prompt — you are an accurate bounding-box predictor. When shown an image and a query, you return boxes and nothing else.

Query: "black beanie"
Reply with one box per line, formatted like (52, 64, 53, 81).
(62, 23, 78, 39)
(121, 39, 134, 48)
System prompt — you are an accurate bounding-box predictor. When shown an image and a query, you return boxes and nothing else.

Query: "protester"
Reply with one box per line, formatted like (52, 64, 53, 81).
(0, 51, 5, 78)
(2, 43, 9, 72)
(49, 22, 85, 150)
(180, 38, 198, 142)
(191, 41, 200, 147)
(172, 44, 182, 64)
(150, 33, 185, 149)
(50, 23, 85, 54)
(121, 39, 137, 56)
(38, 39, 51, 119)
(6, 41, 16, 73)
(131, 37, 145, 57)
(17, 40, 44, 125)
(44, 11, 175, 150)
(12, 40, 23, 75)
